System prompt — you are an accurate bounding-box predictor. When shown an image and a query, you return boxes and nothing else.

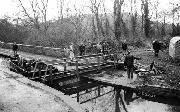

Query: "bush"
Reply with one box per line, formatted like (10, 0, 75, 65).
(135, 39, 146, 48)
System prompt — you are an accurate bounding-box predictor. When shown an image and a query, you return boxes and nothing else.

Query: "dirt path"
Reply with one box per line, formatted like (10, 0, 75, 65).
(0, 58, 86, 112)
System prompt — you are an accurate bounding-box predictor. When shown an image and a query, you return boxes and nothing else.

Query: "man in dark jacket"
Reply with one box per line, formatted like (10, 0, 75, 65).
(124, 51, 141, 79)
(152, 40, 161, 57)
(13, 42, 18, 56)
(122, 42, 127, 51)
(79, 44, 85, 56)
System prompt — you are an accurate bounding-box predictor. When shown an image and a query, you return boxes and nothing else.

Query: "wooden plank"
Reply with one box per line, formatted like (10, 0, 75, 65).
(58, 81, 101, 95)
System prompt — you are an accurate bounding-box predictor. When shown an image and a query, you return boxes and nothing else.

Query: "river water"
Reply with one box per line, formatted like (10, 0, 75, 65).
(78, 70, 180, 112)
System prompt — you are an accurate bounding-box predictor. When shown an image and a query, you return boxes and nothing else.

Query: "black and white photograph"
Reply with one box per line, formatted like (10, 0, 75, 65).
(0, 0, 180, 112)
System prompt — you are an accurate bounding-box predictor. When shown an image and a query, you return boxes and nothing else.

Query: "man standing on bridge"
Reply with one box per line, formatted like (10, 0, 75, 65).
(13, 42, 18, 56)
(79, 43, 85, 56)
(124, 51, 141, 79)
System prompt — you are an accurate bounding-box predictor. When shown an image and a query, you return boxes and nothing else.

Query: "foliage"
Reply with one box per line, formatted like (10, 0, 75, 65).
(0, 0, 176, 52)
(134, 39, 146, 48)
(0, 18, 28, 43)
(171, 23, 180, 37)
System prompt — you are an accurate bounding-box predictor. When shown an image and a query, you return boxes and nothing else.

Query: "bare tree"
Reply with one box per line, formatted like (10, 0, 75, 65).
(153, 0, 160, 38)
(89, 0, 104, 38)
(57, 0, 64, 21)
(114, 0, 124, 41)
(17, 0, 51, 46)
(92, 16, 98, 41)
(161, 12, 166, 36)
(170, 1, 180, 36)
(18, 0, 49, 34)
(102, 0, 111, 36)
(141, 0, 151, 38)
(130, 0, 138, 43)
(68, 5, 88, 43)
(141, 0, 144, 32)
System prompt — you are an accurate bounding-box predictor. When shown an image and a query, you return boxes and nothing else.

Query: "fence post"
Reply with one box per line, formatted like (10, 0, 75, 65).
(63, 58, 67, 75)
(43, 65, 48, 83)
(104, 54, 108, 64)
(49, 64, 53, 85)
(97, 56, 101, 71)
(113, 54, 117, 68)
(101, 53, 105, 64)
(98, 85, 101, 96)
(85, 57, 89, 68)
(38, 63, 42, 78)
(75, 60, 80, 81)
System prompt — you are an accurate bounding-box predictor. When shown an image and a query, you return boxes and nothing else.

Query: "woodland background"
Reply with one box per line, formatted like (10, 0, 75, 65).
(0, 0, 180, 51)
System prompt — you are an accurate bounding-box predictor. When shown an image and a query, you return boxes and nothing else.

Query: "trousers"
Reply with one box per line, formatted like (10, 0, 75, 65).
(127, 67, 134, 79)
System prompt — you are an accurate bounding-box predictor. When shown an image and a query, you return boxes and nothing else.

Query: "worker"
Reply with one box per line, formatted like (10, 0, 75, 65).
(13, 42, 18, 56)
(79, 43, 85, 56)
(124, 51, 141, 79)
(152, 40, 161, 57)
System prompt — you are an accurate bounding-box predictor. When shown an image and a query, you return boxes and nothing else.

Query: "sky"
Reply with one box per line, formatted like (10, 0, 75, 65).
(0, 0, 177, 21)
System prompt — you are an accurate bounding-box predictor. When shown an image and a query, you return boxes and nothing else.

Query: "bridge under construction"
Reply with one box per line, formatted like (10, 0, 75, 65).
(1, 47, 180, 112)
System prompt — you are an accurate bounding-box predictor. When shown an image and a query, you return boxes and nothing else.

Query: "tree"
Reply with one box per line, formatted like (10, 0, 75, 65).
(170, 1, 180, 36)
(17, 0, 50, 46)
(142, 0, 151, 38)
(89, 0, 104, 38)
(57, 0, 64, 21)
(160, 11, 167, 37)
(130, 0, 138, 43)
(114, 0, 124, 41)
(68, 5, 88, 44)
(153, 0, 160, 38)
(102, 1, 111, 37)
(0, 18, 27, 43)
(18, 0, 49, 31)
(91, 16, 98, 41)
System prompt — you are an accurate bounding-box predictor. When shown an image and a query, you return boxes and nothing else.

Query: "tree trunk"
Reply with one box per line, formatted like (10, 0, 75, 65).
(144, 0, 150, 38)
(114, 0, 124, 42)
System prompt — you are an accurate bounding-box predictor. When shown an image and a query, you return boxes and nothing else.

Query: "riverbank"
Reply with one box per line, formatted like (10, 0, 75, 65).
(0, 58, 86, 112)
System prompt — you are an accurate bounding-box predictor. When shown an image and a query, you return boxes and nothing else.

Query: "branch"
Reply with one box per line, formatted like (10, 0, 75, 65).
(120, 0, 125, 5)
(18, 0, 31, 20)
(30, 0, 39, 26)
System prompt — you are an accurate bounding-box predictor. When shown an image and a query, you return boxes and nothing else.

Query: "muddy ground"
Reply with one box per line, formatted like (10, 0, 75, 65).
(132, 48, 180, 89)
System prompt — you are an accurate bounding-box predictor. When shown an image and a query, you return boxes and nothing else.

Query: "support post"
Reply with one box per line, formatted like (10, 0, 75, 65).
(101, 53, 105, 64)
(77, 92, 80, 102)
(38, 65, 42, 78)
(98, 85, 101, 96)
(49, 64, 53, 85)
(85, 57, 89, 68)
(63, 58, 67, 75)
(75, 60, 80, 81)
(97, 56, 101, 71)
(43, 65, 48, 83)
(38, 61, 44, 78)
(113, 54, 117, 68)
(104, 55, 108, 63)
(21, 57, 24, 67)
(114, 87, 121, 112)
